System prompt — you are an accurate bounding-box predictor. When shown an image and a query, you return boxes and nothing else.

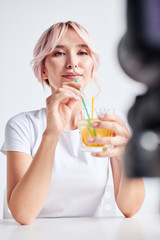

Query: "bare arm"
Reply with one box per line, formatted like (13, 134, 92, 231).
(110, 156, 145, 217)
(88, 113, 145, 217)
(7, 133, 59, 225)
(7, 82, 83, 225)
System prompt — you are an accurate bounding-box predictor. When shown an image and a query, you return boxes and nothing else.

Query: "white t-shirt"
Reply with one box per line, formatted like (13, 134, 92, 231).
(1, 108, 126, 218)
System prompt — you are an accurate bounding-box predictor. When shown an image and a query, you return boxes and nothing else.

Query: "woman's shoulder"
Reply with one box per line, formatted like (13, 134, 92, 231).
(2, 108, 46, 156)
(6, 108, 46, 131)
(7, 108, 46, 123)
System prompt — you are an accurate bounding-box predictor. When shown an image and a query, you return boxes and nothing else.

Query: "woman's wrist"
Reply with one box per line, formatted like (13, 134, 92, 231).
(43, 129, 61, 142)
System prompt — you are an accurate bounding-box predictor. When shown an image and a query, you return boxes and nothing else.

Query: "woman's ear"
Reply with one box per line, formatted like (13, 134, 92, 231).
(42, 69, 48, 80)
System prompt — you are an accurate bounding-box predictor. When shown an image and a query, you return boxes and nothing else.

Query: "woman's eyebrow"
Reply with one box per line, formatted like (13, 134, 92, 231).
(55, 45, 65, 49)
(76, 44, 88, 48)
(55, 44, 89, 49)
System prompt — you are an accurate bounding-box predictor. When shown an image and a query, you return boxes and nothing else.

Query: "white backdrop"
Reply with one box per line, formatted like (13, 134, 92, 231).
(0, 0, 159, 219)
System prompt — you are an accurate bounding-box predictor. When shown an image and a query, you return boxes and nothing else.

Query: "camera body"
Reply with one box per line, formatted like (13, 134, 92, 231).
(118, 0, 160, 177)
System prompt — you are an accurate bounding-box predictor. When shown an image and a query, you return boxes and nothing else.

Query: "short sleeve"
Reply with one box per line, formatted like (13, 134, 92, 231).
(1, 113, 31, 156)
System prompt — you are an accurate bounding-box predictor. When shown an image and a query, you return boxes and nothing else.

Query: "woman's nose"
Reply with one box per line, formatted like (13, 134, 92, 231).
(66, 64, 78, 69)
(66, 55, 78, 70)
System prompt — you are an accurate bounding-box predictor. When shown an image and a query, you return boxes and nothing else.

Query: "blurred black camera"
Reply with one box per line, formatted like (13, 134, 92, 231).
(118, 0, 160, 177)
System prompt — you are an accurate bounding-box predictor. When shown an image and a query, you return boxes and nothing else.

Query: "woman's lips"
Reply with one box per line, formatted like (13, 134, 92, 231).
(62, 74, 82, 79)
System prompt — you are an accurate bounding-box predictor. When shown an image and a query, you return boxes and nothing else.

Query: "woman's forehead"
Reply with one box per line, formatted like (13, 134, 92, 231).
(56, 29, 87, 47)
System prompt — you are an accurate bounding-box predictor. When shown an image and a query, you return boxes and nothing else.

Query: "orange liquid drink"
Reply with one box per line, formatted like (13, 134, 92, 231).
(78, 119, 114, 152)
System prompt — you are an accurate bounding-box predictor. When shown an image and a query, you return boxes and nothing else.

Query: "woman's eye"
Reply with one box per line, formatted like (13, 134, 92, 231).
(78, 51, 88, 55)
(53, 51, 65, 56)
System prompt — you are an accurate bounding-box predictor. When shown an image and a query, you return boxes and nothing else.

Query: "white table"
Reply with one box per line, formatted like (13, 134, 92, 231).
(0, 215, 160, 240)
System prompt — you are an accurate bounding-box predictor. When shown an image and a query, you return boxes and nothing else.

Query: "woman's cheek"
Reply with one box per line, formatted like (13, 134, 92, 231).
(84, 58, 94, 76)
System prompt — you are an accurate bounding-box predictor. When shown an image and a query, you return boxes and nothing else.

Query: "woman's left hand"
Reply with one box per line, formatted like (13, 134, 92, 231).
(87, 113, 130, 158)
(88, 113, 146, 218)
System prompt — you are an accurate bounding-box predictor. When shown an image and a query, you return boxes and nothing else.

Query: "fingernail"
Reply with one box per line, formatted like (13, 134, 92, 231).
(87, 137, 94, 142)
(71, 94, 81, 100)
(98, 114, 104, 119)
(81, 93, 85, 97)
(79, 94, 85, 99)
(74, 95, 81, 100)
(91, 152, 97, 156)
(92, 122, 98, 127)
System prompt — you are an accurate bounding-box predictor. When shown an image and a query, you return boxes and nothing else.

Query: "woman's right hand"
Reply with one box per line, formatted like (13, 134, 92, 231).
(45, 82, 83, 136)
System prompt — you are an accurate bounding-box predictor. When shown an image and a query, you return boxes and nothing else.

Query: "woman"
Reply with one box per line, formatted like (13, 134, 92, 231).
(1, 21, 145, 225)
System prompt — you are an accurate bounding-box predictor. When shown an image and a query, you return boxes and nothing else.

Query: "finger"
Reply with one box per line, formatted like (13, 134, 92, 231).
(65, 96, 81, 109)
(98, 113, 126, 127)
(91, 121, 129, 137)
(53, 91, 81, 105)
(87, 136, 129, 146)
(59, 85, 84, 99)
(91, 146, 125, 158)
(62, 81, 81, 90)
(56, 87, 82, 99)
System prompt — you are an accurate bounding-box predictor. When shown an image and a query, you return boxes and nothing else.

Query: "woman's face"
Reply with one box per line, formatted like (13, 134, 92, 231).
(43, 29, 94, 92)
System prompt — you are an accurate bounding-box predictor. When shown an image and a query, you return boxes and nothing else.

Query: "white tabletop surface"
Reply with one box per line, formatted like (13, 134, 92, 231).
(0, 215, 160, 240)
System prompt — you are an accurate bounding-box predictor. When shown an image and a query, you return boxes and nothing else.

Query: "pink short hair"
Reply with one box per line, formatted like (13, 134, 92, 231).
(31, 21, 100, 86)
